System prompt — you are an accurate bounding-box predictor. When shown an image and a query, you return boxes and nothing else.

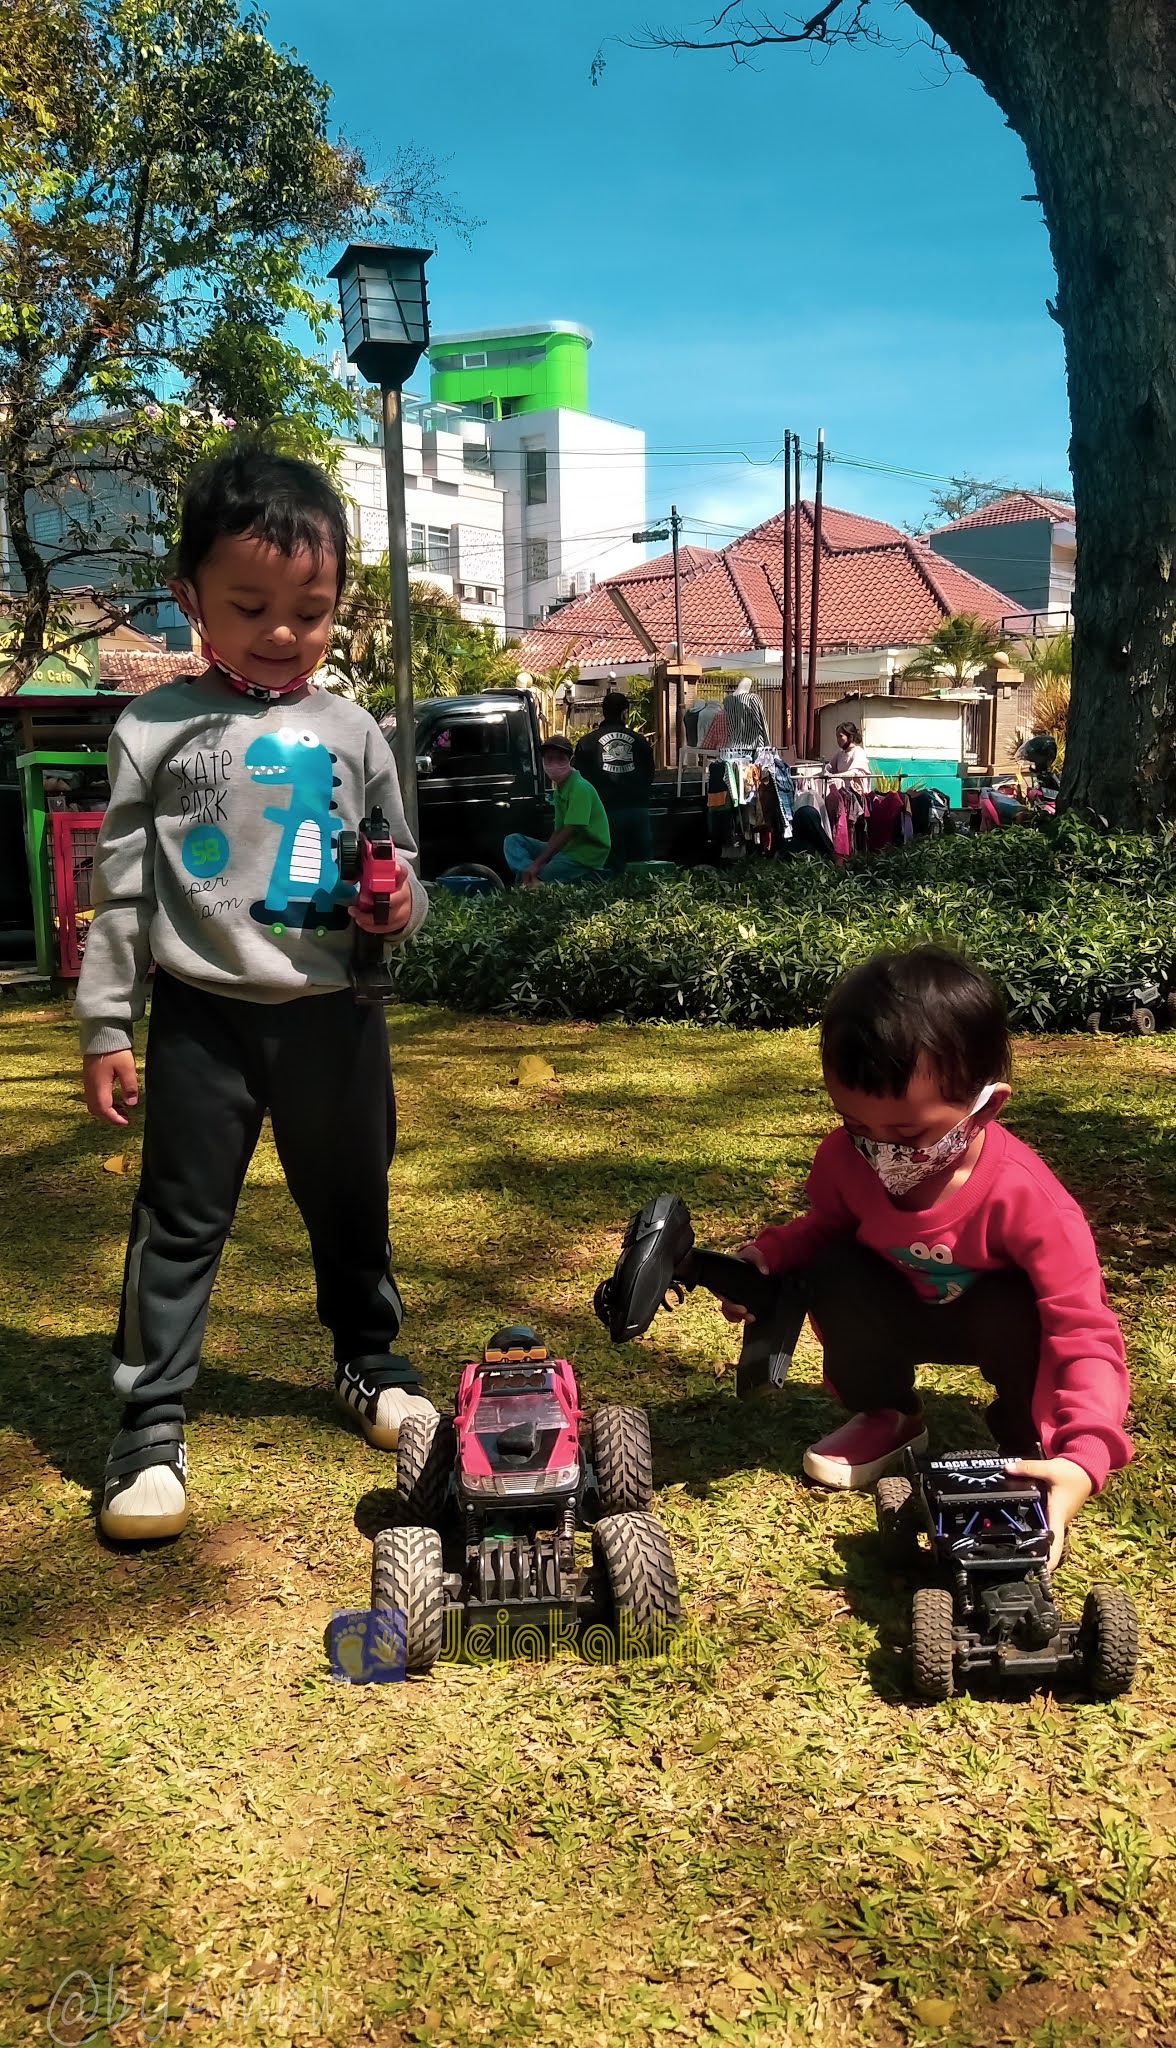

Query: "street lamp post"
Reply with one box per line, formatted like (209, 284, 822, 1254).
(328, 241, 432, 842)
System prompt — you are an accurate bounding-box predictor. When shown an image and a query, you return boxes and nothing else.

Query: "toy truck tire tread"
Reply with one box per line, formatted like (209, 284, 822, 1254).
(875, 1474, 922, 1568)
(1081, 1584, 1138, 1697)
(371, 1525, 446, 1674)
(591, 1405, 655, 1515)
(911, 1584, 956, 1699)
(593, 1512, 681, 1632)
(395, 1414, 454, 1528)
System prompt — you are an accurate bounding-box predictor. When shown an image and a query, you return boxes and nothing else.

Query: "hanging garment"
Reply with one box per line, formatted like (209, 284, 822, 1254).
(867, 792, 905, 850)
(824, 783, 852, 862)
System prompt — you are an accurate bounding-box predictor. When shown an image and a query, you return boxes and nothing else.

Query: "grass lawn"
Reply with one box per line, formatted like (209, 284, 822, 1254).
(2, 998, 1175, 2048)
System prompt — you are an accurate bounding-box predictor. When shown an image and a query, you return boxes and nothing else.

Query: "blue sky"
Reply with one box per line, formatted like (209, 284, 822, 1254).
(278, 0, 1070, 543)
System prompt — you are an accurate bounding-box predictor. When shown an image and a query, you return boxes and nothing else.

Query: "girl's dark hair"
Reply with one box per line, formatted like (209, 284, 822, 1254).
(821, 946, 1011, 1101)
(837, 720, 862, 746)
(174, 439, 349, 596)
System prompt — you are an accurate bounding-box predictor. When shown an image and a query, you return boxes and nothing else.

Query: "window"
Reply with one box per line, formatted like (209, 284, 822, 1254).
(420, 714, 512, 777)
(463, 351, 487, 369)
(463, 441, 491, 472)
(524, 447, 547, 506)
(426, 526, 452, 573)
(527, 539, 549, 583)
(409, 522, 426, 564)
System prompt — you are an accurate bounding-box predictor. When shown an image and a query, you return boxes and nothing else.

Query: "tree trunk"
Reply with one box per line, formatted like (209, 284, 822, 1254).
(914, 1, 1176, 828)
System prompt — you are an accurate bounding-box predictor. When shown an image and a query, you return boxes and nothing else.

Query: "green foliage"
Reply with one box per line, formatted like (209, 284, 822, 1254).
(327, 556, 521, 712)
(0, 0, 466, 680)
(397, 823, 1176, 1030)
(901, 612, 1013, 690)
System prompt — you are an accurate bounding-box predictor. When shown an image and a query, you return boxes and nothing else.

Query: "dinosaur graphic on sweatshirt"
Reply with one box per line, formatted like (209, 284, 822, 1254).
(245, 727, 355, 918)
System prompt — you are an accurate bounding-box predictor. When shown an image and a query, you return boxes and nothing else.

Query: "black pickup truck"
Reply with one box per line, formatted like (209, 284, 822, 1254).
(407, 690, 710, 882)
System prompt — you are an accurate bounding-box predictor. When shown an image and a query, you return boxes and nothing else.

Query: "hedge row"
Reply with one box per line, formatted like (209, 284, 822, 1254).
(393, 821, 1176, 1030)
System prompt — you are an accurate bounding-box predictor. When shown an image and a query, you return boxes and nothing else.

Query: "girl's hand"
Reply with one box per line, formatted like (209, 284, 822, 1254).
(83, 1050, 139, 1127)
(719, 1243, 770, 1323)
(1005, 1455, 1093, 1571)
(349, 868, 413, 936)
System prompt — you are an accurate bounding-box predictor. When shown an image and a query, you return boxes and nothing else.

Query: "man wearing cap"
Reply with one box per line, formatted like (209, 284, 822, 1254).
(503, 735, 611, 886)
(574, 689, 656, 868)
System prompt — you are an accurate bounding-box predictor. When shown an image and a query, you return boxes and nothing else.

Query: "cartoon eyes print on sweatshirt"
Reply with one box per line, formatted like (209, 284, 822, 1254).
(244, 727, 357, 929)
(888, 1241, 977, 1306)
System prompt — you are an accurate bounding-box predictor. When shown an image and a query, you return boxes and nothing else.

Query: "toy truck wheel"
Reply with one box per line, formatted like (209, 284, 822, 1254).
(1085, 1012, 1103, 1035)
(1081, 1584, 1138, 1697)
(875, 1474, 922, 1569)
(911, 1585, 956, 1700)
(336, 829, 360, 884)
(591, 1405, 654, 1516)
(1167, 994, 1176, 1028)
(395, 1414, 454, 1528)
(593, 1512, 681, 1636)
(1132, 1007, 1157, 1035)
(371, 1525, 446, 1674)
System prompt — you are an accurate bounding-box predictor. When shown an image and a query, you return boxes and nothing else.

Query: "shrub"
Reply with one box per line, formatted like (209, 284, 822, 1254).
(394, 820, 1176, 1031)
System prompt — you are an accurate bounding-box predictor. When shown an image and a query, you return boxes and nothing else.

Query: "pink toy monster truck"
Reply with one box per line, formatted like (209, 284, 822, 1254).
(370, 1325, 680, 1672)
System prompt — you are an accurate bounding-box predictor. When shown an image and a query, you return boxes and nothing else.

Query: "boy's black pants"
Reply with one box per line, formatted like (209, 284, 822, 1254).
(110, 969, 404, 1420)
(777, 1243, 1043, 1453)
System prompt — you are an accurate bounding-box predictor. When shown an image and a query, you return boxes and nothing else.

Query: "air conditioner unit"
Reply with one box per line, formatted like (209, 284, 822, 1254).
(556, 574, 589, 601)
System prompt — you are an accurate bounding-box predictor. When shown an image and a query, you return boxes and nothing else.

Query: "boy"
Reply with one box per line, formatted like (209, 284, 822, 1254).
(77, 442, 436, 1542)
(503, 733, 611, 885)
(501, 737, 614, 888)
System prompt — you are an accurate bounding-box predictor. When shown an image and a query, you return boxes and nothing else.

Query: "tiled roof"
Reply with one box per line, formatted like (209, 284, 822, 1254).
(517, 501, 1017, 668)
(98, 650, 199, 693)
(930, 490, 1074, 534)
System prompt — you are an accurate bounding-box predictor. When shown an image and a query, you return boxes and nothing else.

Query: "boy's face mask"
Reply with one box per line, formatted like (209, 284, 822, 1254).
(849, 1083, 998, 1199)
(173, 579, 325, 702)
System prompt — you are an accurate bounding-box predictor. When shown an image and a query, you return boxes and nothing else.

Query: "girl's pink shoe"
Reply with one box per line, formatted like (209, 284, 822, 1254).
(803, 1408, 928, 1490)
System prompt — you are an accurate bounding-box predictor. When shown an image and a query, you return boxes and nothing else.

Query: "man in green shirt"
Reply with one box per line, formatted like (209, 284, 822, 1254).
(504, 735, 611, 885)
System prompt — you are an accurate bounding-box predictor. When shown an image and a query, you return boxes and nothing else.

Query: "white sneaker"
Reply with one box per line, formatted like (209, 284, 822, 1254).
(100, 1422, 189, 1540)
(334, 1358, 438, 1450)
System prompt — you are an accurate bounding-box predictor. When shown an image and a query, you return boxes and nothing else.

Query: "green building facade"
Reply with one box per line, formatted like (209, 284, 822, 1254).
(428, 322, 591, 419)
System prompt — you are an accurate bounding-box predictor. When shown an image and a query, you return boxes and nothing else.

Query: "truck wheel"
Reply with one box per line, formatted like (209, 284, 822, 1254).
(591, 1405, 654, 1516)
(911, 1585, 956, 1700)
(371, 1524, 446, 1674)
(1081, 1584, 1138, 1697)
(593, 1512, 681, 1638)
(395, 1414, 454, 1529)
(1085, 1012, 1103, 1035)
(875, 1473, 922, 1570)
(440, 862, 505, 892)
(1132, 1006, 1157, 1035)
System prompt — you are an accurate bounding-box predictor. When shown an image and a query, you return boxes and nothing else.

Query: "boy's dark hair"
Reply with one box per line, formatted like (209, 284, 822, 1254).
(175, 439, 349, 597)
(821, 946, 1011, 1101)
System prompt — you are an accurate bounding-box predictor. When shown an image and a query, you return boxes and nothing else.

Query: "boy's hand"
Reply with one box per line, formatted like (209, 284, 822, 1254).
(719, 1243, 770, 1323)
(349, 867, 412, 936)
(1006, 1455, 1093, 1571)
(83, 1050, 139, 1127)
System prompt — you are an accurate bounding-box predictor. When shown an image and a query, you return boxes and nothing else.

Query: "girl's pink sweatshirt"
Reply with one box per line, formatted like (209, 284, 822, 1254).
(752, 1121, 1131, 1491)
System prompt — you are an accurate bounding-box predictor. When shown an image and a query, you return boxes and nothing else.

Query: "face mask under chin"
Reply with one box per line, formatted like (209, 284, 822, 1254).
(849, 1083, 998, 1199)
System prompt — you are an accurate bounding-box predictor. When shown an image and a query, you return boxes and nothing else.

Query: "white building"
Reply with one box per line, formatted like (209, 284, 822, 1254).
(336, 397, 506, 633)
(486, 409, 646, 632)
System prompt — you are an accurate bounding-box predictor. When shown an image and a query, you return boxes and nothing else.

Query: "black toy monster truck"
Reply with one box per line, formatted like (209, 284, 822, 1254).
(875, 1451, 1137, 1699)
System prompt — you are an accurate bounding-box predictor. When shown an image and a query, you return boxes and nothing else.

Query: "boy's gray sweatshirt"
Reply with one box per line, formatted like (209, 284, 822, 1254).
(75, 671, 429, 1056)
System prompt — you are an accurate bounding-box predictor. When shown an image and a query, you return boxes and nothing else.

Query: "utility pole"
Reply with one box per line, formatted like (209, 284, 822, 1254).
(670, 504, 684, 667)
(792, 437, 804, 756)
(781, 432, 793, 750)
(806, 428, 826, 757)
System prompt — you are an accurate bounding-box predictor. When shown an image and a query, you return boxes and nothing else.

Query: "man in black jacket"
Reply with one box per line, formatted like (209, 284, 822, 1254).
(573, 689, 655, 868)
